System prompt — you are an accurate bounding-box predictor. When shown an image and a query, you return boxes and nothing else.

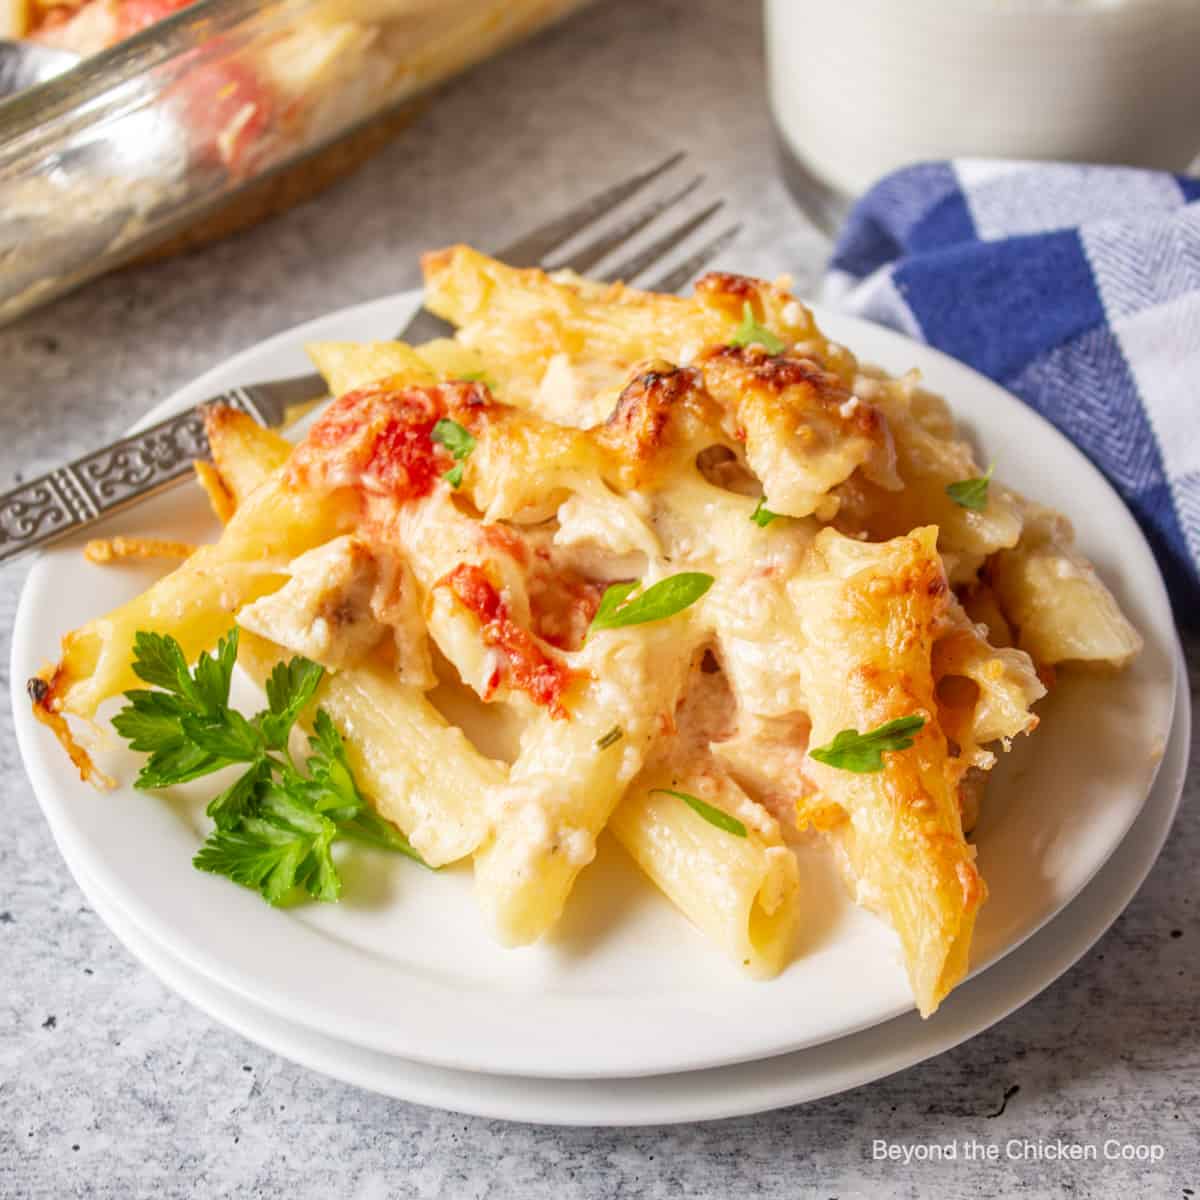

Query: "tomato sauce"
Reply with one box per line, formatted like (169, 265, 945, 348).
(443, 564, 572, 718)
(298, 385, 448, 501)
(528, 568, 604, 652)
(297, 381, 494, 502)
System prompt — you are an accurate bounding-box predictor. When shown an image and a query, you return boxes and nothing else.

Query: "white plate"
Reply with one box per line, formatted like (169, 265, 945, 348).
(11, 291, 1180, 1079)
(57, 657, 1190, 1124)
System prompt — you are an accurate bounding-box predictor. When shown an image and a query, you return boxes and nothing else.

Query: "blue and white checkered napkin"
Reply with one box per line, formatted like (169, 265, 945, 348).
(823, 161, 1200, 611)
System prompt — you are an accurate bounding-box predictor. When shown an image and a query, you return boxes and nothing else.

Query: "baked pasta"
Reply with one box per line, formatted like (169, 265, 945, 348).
(30, 247, 1141, 1015)
(5, 0, 583, 175)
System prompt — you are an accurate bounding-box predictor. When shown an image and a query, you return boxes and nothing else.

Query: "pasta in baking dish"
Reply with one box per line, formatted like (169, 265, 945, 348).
(30, 246, 1142, 1017)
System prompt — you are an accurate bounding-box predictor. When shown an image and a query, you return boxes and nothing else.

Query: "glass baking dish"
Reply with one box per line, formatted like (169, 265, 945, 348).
(0, 0, 588, 324)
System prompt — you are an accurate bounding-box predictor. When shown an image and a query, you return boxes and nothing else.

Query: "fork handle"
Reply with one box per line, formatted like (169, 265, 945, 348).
(0, 389, 271, 566)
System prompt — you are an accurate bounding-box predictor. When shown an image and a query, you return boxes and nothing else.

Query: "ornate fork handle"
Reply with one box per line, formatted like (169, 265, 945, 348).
(0, 391, 265, 564)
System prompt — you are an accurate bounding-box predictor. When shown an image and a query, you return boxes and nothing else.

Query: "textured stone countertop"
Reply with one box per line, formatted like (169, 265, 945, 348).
(1, 1, 1196, 1196)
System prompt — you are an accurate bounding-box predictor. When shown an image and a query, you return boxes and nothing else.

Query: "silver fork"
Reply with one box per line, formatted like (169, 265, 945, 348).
(0, 153, 738, 565)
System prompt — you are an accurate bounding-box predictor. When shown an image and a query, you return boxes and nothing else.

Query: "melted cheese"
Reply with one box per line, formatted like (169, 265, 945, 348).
(237, 535, 433, 687)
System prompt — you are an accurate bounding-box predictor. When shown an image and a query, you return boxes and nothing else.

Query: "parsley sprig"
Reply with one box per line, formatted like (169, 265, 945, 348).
(113, 629, 424, 906)
(431, 418, 476, 489)
(809, 715, 926, 773)
(729, 302, 786, 355)
(945, 464, 994, 512)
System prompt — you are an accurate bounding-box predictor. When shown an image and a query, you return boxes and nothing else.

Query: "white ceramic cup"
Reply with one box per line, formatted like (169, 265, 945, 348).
(766, 0, 1200, 201)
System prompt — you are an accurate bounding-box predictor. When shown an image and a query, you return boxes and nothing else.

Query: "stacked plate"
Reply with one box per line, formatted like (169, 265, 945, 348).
(11, 295, 1189, 1126)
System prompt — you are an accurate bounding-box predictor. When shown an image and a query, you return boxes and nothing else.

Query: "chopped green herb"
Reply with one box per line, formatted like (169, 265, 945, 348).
(809, 715, 926, 773)
(458, 371, 496, 389)
(750, 497, 779, 527)
(595, 725, 624, 751)
(729, 302, 786, 355)
(113, 628, 426, 906)
(587, 573, 714, 637)
(431, 418, 476, 489)
(431, 417, 476, 459)
(591, 580, 638, 626)
(652, 788, 748, 838)
(945, 464, 994, 512)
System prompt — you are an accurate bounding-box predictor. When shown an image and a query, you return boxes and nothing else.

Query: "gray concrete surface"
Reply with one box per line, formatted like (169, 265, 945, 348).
(1, 1, 1196, 1196)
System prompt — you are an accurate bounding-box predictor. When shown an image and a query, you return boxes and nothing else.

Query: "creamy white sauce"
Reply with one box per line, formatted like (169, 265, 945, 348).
(554, 488, 659, 565)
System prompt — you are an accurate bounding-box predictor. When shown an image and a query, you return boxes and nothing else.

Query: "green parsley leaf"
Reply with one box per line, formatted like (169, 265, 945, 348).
(191, 629, 239, 714)
(111, 689, 189, 753)
(945, 464, 994, 512)
(180, 709, 264, 763)
(300, 835, 341, 903)
(750, 497, 779, 527)
(118, 628, 243, 788)
(207, 760, 269, 830)
(809, 715, 926, 773)
(305, 709, 364, 818)
(135, 741, 228, 791)
(595, 725, 624, 750)
(130, 630, 201, 704)
(729, 302, 786, 355)
(652, 788, 748, 838)
(588, 573, 714, 636)
(258, 780, 338, 837)
(431, 418, 476, 489)
(196, 782, 343, 905)
(194, 818, 330, 906)
(260, 656, 325, 749)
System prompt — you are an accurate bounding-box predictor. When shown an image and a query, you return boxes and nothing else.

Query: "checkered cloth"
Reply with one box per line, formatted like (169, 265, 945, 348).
(823, 161, 1200, 611)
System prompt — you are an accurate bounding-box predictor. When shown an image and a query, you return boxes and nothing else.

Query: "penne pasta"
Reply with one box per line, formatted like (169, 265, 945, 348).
(306, 340, 436, 397)
(990, 500, 1143, 667)
(790, 526, 984, 1016)
(610, 768, 800, 979)
(472, 620, 703, 945)
(203, 406, 293, 508)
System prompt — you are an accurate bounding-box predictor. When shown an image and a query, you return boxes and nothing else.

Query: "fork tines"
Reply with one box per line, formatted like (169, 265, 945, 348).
(496, 151, 739, 293)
